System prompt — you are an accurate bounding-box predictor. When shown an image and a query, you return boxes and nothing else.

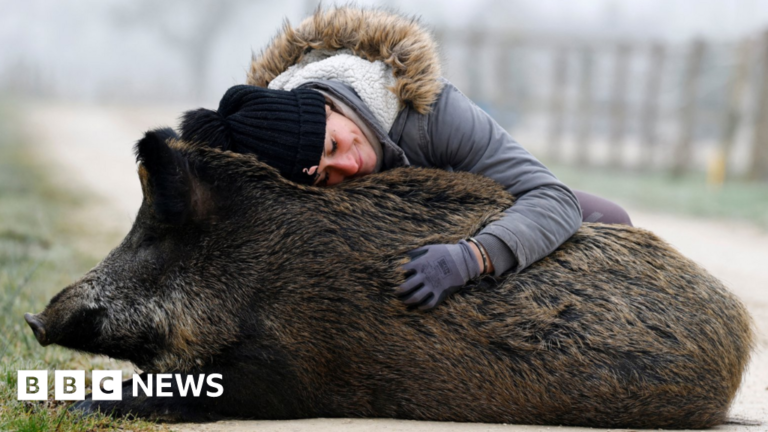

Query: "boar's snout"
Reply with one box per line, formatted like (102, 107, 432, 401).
(25, 313, 50, 346)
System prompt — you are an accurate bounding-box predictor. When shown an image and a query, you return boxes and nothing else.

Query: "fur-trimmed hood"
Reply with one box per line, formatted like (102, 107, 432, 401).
(247, 6, 443, 114)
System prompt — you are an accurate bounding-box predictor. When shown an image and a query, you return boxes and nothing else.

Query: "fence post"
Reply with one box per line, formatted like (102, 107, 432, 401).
(672, 39, 706, 177)
(639, 43, 666, 170)
(749, 31, 768, 181)
(574, 46, 594, 166)
(433, 28, 446, 58)
(494, 33, 515, 110)
(465, 29, 484, 102)
(715, 38, 751, 183)
(548, 47, 569, 161)
(608, 43, 631, 168)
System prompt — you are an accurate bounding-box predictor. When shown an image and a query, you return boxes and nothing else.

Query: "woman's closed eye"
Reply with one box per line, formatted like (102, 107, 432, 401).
(314, 139, 338, 186)
(329, 138, 338, 155)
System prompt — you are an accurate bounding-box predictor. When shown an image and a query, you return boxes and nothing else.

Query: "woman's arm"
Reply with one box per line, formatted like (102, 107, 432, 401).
(419, 81, 582, 275)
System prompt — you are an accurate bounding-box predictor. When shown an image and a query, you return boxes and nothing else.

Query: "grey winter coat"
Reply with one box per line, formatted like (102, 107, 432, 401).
(304, 79, 582, 276)
(247, 7, 582, 276)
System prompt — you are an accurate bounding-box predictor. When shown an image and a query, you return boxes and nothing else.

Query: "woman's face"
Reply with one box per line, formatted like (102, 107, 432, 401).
(305, 105, 377, 186)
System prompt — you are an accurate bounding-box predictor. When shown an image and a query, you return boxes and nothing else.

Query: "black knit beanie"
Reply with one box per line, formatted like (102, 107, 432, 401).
(180, 84, 327, 185)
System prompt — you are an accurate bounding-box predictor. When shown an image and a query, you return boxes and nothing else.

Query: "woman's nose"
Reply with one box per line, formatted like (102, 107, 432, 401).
(325, 150, 358, 182)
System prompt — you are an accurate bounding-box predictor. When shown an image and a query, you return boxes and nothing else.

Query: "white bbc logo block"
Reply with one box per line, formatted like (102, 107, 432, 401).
(18, 370, 48, 400)
(54, 370, 85, 401)
(92, 370, 123, 401)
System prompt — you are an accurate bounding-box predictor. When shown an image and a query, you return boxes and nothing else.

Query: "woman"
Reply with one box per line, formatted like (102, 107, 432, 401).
(181, 6, 631, 311)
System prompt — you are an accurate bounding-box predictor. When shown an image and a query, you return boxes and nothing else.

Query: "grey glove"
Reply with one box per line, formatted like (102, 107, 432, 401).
(395, 240, 481, 310)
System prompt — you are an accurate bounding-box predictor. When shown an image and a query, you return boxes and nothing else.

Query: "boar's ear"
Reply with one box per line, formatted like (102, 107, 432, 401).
(135, 128, 211, 225)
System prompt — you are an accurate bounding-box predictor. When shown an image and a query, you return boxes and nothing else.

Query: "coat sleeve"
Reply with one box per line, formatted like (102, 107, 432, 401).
(426, 82, 582, 275)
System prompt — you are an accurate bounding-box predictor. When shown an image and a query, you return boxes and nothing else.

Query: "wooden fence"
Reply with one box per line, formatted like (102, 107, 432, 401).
(435, 29, 768, 182)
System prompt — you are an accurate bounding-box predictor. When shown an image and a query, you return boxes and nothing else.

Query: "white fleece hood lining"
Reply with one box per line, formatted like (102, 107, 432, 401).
(267, 50, 400, 132)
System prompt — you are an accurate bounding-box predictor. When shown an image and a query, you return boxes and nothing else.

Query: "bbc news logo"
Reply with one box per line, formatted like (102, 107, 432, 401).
(18, 370, 223, 400)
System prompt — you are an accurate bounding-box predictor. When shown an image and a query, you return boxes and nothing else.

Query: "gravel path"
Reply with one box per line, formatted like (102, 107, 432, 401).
(21, 102, 768, 431)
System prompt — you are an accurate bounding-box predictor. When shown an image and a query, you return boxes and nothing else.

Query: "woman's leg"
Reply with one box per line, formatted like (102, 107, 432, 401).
(572, 190, 633, 226)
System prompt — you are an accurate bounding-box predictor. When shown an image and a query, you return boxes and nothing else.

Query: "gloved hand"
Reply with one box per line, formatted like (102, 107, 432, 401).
(396, 240, 481, 311)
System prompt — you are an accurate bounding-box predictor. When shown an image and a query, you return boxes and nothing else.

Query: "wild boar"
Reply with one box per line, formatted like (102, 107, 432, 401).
(25, 128, 753, 428)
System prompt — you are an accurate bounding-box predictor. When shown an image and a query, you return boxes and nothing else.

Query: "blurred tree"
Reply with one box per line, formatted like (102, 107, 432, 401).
(111, 0, 252, 101)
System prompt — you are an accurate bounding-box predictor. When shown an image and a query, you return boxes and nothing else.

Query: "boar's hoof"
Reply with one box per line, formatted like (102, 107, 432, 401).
(70, 397, 124, 419)
(24, 313, 49, 346)
(68, 399, 98, 419)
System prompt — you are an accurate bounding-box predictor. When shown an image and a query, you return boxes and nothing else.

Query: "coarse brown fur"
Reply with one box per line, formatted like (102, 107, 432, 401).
(29, 131, 753, 429)
(247, 6, 443, 114)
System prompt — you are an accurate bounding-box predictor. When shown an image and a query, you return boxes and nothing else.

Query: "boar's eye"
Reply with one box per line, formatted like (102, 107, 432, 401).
(140, 233, 160, 248)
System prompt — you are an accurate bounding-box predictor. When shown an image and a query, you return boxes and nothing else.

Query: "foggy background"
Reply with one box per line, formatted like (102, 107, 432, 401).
(5, 0, 768, 103)
(4, 5, 768, 428)
(4, 0, 768, 179)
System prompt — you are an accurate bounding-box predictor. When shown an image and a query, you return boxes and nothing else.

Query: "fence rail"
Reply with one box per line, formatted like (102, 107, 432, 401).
(435, 29, 768, 181)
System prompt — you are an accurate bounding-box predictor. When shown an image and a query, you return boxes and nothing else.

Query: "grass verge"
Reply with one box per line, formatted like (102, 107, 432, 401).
(548, 163, 768, 229)
(0, 106, 163, 431)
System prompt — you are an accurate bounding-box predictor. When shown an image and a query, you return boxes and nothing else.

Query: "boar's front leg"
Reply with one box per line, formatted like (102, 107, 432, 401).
(70, 373, 224, 422)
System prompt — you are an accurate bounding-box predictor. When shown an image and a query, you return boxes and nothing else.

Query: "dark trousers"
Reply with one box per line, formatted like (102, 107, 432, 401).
(573, 190, 633, 226)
